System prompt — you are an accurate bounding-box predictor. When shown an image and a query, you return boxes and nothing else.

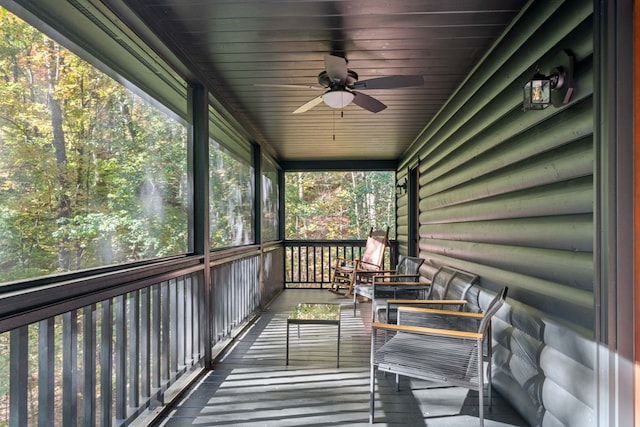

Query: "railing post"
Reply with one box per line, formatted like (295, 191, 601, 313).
(188, 83, 211, 368)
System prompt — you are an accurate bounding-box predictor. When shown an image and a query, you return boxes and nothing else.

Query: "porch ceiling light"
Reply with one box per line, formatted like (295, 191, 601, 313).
(523, 72, 552, 110)
(523, 50, 575, 111)
(322, 89, 355, 109)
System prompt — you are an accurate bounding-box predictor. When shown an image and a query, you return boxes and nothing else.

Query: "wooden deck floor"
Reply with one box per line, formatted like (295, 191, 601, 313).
(154, 289, 529, 426)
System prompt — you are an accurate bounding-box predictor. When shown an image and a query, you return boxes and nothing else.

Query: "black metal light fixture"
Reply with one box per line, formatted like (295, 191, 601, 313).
(523, 71, 552, 110)
(396, 177, 407, 195)
(523, 50, 575, 111)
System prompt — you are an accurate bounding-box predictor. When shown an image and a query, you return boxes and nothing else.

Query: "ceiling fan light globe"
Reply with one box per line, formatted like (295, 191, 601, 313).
(322, 90, 354, 108)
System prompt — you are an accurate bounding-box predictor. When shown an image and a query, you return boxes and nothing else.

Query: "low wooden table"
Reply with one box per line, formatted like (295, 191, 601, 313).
(286, 303, 341, 368)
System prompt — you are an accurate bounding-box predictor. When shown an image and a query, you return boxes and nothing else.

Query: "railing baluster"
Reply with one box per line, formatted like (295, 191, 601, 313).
(38, 318, 55, 426)
(288, 247, 292, 282)
(313, 246, 317, 283)
(161, 281, 170, 382)
(115, 295, 127, 420)
(129, 291, 140, 409)
(151, 284, 161, 390)
(296, 246, 301, 284)
(226, 265, 231, 334)
(240, 262, 245, 321)
(211, 268, 218, 343)
(10, 326, 28, 427)
(83, 304, 97, 426)
(63, 310, 78, 427)
(170, 279, 178, 375)
(140, 287, 151, 399)
(100, 299, 113, 426)
(304, 246, 313, 282)
(185, 275, 193, 366)
(231, 264, 236, 330)
(320, 246, 325, 284)
(212, 268, 218, 342)
(177, 276, 185, 368)
(194, 273, 200, 362)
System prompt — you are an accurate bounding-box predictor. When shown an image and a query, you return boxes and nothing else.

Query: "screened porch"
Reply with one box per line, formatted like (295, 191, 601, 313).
(0, 0, 636, 426)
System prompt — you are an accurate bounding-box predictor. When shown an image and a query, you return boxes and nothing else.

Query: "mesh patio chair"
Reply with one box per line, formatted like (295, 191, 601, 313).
(370, 286, 508, 426)
(352, 255, 427, 318)
(377, 265, 479, 323)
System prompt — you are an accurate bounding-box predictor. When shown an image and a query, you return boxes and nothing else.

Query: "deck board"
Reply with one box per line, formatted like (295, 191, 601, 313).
(154, 290, 529, 426)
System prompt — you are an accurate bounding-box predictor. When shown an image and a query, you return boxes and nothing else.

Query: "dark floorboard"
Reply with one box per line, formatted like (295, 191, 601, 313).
(154, 289, 529, 426)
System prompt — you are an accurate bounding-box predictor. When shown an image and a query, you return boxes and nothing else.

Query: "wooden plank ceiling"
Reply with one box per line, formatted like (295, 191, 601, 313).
(123, 0, 527, 163)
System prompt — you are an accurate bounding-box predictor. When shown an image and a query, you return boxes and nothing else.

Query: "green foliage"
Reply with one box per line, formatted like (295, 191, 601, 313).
(209, 139, 254, 247)
(284, 171, 395, 240)
(0, 9, 189, 282)
(261, 160, 279, 242)
(0, 7, 396, 284)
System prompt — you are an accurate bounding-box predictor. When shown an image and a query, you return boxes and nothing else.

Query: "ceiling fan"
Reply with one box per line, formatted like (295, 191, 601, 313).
(259, 54, 424, 114)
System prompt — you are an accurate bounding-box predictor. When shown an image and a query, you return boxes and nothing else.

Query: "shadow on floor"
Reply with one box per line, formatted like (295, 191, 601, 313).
(153, 289, 529, 426)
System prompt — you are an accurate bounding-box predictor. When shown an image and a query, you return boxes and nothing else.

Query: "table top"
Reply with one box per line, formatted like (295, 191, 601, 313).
(288, 303, 341, 322)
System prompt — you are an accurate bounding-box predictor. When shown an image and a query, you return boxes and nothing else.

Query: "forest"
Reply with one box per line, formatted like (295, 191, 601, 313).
(0, 8, 191, 283)
(0, 6, 394, 285)
(285, 171, 395, 240)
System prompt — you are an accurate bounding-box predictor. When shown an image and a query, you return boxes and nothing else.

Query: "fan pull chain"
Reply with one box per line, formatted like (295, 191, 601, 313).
(332, 110, 345, 141)
(333, 110, 336, 140)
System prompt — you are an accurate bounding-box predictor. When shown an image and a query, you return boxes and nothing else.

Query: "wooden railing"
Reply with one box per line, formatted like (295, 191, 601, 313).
(0, 238, 397, 424)
(0, 244, 282, 426)
(284, 239, 397, 288)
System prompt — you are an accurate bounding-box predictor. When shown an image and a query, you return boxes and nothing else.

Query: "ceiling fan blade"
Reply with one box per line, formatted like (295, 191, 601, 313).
(324, 54, 348, 85)
(352, 91, 386, 113)
(254, 83, 324, 91)
(354, 75, 424, 90)
(293, 95, 324, 114)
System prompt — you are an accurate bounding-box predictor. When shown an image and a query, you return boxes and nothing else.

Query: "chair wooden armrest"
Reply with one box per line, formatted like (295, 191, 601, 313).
(371, 322, 483, 339)
(356, 259, 382, 270)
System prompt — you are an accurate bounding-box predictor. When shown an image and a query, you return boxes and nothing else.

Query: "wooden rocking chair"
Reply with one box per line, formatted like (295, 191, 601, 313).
(329, 227, 389, 297)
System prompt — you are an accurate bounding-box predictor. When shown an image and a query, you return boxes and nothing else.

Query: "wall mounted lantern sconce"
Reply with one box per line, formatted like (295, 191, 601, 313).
(523, 50, 575, 111)
(396, 177, 408, 195)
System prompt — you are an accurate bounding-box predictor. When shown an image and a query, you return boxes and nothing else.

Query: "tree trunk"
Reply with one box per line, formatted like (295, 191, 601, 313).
(46, 39, 71, 271)
(350, 172, 361, 238)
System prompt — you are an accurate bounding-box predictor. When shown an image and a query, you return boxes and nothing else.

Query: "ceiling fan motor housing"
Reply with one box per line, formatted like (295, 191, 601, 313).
(317, 70, 359, 88)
